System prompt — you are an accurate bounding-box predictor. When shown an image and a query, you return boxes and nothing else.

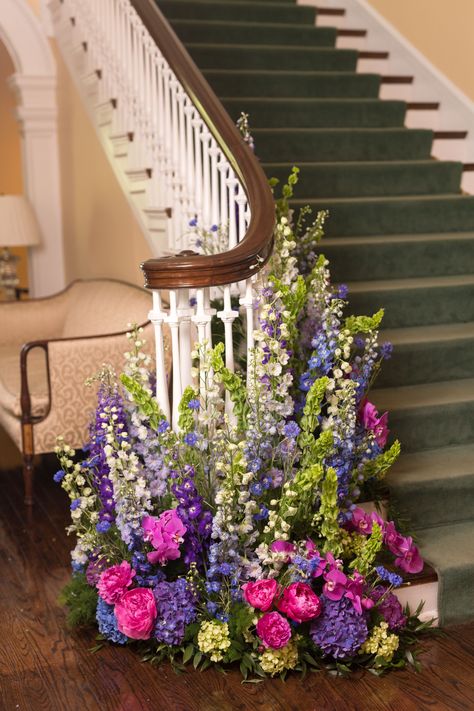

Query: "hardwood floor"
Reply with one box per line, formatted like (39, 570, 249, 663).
(1, 456, 473, 711)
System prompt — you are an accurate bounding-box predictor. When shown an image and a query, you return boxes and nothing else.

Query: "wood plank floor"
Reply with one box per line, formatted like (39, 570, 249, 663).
(1, 455, 474, 711)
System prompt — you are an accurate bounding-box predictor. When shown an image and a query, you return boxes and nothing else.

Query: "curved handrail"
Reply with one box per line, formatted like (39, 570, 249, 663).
(131, 0, 275, 289)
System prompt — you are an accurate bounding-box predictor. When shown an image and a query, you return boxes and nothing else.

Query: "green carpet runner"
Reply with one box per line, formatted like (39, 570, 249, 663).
(158, 0, 474, 625)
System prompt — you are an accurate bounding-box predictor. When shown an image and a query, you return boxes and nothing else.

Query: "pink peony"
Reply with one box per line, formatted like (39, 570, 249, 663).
(394, 537, 424, 574)
(256, 611, 292, 649)
(359, 400, 389, 447)
(242, 579, 278, 611)
(323, 567, 348, 601)
(270, 540, 296, 562)
(115, 587, 157, 640)
(142, 510, 186, 565)
(277, 582, 322, 623)
(97, 560, 135, 604)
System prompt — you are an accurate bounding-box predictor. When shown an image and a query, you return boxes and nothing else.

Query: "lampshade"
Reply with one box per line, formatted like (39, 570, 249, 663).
(0, 195, 42, 247)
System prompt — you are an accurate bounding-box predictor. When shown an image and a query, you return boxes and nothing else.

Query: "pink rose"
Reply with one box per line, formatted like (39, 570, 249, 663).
(242, 579, 278, 611)
(97, 560, 135, 604)
(277, 582, 322, 623)
(270, 540, 296, 562)
(142, 510, 186, 565)
(256, 611, 292, 649)
(115, 588, 157, 640)
(394, 537, 424, 574)
(359, 400, 389, 447)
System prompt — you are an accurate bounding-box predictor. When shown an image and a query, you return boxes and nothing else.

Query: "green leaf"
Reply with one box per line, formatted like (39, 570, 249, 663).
(193, 651, 202, 669)
(182, 643, 194, 664)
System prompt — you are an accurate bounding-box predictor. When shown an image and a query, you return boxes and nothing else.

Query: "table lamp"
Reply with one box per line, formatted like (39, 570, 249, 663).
(0, 195, 42, 300)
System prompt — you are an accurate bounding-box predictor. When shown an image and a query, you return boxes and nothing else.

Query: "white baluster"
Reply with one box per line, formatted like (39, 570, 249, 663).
(240, 278, 255, 385)
(148, 290, 171, 422)
(166, 290, 183, 431)
(201, 128, 212, 227)
(226, 169, 238, 249)
(177, 288, 193, 391)
(217, 285, 239, 420)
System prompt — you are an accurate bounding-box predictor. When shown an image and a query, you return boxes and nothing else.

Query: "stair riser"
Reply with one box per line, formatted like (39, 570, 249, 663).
(158, 1, 316, 23)
(255, 130, 432, 162)
(265, 162, 462, 197)
(375, 339, 474, 387)
(390, 476, 474, 529)
(322, 238, 474, 280)
(205, 72, 381, 98)
(304, 197, 474, 236)
(383, 400, 474, 452)
(225, 100, 406, 129)
(170, 22, 337, 47)
(187, 46, 357, 72)
(347, 284, 474, 328)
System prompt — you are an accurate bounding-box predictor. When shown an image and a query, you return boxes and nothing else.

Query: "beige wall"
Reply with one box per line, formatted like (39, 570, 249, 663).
(0, 40, 28, 289)
(368, 0, 474, 101)
(54, 46, 153, 287)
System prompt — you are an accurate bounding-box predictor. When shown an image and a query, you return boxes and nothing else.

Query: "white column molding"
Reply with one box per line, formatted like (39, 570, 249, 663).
(0, 0, 64, 297)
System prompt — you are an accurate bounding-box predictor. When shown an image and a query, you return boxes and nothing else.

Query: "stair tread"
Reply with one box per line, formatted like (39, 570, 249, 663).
(255, 126, 429, 133)
(186, 43, 350, 53)
(205, 69, 377, 76)
(296, 193, 474, 206)
(416, 521, 474, 570)
(381, 321, 474, 345)
(373, 377, 474, 411)
(171, 18, 326, 29)
(388, 443, 474, 484)
(347, 273, 474, 292)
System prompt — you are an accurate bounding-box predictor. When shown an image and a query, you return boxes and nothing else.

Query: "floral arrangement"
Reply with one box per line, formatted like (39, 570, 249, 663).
(56, 172, 433, 679)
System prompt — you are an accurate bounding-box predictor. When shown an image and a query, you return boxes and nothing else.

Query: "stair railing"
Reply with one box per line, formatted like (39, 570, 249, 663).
(53, 0, 275, 428)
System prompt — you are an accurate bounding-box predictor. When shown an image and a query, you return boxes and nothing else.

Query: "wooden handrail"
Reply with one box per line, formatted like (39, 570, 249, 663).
(131, 0, 275, 289)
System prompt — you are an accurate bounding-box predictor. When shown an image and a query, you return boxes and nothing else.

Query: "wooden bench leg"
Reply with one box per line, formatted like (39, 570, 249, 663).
(21, 423, 35, 506)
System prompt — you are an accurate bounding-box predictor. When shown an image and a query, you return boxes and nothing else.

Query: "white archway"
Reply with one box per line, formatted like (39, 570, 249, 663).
(0, 0, 65, 297)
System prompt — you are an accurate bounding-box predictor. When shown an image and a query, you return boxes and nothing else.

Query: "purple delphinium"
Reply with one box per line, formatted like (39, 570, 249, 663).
(153, 578, 197, 645)
(310, 596, 368, 659)
(371, 586, 407, 630)
(172, 465, 211, 567)
(375, 566, 403, 588)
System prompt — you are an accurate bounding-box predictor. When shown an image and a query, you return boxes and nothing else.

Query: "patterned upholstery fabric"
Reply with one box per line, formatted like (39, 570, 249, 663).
(0, 280, 170, 455)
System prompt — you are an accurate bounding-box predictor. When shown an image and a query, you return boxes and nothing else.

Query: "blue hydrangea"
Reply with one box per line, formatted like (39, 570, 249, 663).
(310, 596, 368, 659)
(96, 598, 127, 644)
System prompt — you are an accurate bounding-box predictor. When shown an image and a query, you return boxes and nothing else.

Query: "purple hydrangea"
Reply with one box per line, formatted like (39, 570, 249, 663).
(310, 596, 368, 659)
(371, 586, 407, 630)
(153, 578, 197, 645)
(96, 598, 127, 644)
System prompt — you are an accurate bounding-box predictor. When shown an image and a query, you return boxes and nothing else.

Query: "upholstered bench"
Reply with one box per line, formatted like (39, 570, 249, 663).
(0, 279, 167, 504)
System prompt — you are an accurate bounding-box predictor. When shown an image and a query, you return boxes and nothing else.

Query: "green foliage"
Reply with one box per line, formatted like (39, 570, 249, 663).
(271, 275, 307, 350)
(350, 522, 383, 575)
(298, 377, 330, 469)
(270, 166, 300, 221)
(178, 386, 199, 433)
(345, 309, 384, 335)
(120, 373, 166, 430)
(58, 574, 98, 628)
(319, 467, 343, 555)
(360, 440, 401, 482)
(210, 342, 249, 430)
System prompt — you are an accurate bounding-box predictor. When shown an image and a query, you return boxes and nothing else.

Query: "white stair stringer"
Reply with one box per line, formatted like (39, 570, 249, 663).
(49, 0, 170, 256)
(299, 0, 474, 194)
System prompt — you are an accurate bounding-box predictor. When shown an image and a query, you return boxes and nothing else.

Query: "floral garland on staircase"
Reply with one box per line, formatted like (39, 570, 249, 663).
(56, 174, 434, 679)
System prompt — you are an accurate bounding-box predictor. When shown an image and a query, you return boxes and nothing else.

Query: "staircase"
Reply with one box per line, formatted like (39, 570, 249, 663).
(158, 0, 474, 625)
